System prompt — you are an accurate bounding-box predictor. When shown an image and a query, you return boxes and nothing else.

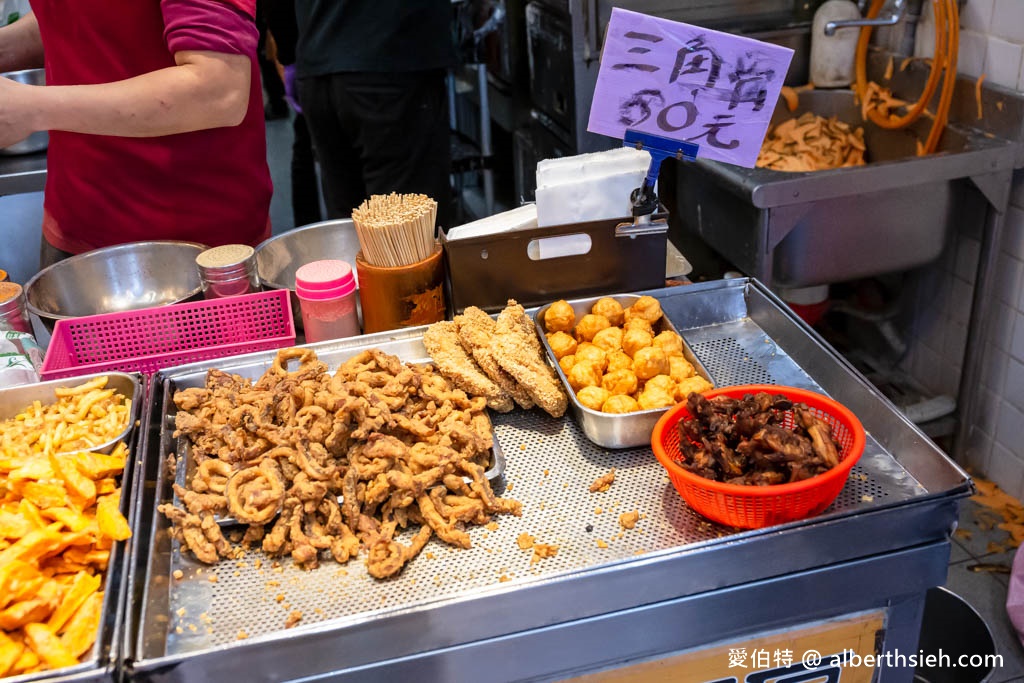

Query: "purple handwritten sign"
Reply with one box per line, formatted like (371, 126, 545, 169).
(587, 8, 794, 168)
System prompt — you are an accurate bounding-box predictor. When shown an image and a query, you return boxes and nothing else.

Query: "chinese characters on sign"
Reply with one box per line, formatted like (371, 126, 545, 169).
(587, 8, 794, 168)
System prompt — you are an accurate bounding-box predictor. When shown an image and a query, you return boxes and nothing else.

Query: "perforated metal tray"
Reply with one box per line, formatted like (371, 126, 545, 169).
(127, 279, 970, 683)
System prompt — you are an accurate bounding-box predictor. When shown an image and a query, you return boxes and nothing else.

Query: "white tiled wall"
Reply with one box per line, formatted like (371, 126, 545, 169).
(929, 170, 1024, 495)
(935, 171, 1024, 492)
(900, 1, 1024, 498)
(955, 0, 1024, 89)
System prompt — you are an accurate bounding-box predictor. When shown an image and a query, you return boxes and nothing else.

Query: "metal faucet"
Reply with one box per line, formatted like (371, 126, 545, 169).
(824, 0, 907, 35)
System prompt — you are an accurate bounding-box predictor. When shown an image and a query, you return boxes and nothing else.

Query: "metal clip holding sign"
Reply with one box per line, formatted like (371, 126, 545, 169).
(624, 129, 699, 218)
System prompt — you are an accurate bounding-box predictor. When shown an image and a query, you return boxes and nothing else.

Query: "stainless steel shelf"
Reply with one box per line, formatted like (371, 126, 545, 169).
(0, 150, 46, 196)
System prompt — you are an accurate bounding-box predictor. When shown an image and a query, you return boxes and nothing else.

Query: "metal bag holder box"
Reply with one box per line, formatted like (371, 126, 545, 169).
(441, 210, 669, 313)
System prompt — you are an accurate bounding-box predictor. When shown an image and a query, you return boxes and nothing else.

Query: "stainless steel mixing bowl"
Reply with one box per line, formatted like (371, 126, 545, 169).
(0, 69, 48, 155)
(255, 219, 362, 331)
(26, 241, 207, 333)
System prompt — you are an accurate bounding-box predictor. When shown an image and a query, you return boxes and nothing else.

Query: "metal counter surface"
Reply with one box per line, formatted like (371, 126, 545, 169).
(126, 278, 970, 683)
(0, 150, 46, 196)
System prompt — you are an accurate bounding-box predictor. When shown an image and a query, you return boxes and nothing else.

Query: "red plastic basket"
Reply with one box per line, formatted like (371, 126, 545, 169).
(651, 384, 866, 529)
(40, 290, 296, 381)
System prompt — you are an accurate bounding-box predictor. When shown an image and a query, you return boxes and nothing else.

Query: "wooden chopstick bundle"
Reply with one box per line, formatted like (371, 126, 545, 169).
(352, 193, 438, 268)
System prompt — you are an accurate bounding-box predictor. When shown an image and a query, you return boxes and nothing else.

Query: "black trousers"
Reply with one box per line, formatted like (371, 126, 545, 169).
(291, 112, 322, 227)
(255, 0, 286, 111)
(299, 70, 452, 231)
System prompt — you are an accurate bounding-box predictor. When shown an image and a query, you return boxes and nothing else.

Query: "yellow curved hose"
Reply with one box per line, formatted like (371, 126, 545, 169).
(853, 0, 958, 153)
(855, 0, 946, 129)
(924, 0, 959, 154)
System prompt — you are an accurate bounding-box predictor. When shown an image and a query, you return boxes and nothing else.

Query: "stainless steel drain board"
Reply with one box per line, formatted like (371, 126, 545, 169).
(133, 278, 968, 671)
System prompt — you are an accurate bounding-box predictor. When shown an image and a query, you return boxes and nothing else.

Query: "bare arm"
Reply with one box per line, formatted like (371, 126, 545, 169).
(0, 49, 250, 147)
(0, 12, 44, 72)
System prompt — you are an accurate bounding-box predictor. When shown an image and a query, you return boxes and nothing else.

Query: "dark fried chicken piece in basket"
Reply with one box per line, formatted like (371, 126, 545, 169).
(677, 391, 842, 485)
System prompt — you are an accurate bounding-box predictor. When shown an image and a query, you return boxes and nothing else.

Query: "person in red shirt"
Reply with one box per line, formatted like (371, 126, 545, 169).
(0, 1, 273, 267)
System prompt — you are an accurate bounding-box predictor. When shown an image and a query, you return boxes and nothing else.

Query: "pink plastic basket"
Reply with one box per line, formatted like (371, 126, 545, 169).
(40, 290, 296, 380)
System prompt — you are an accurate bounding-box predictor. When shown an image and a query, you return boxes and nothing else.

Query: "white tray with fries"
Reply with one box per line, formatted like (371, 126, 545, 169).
(0, 371, 142, 683)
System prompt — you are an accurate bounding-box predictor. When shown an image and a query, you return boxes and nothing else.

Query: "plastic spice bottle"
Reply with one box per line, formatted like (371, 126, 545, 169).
(196, 244, 261, 299)
(295, 260, 360, 342)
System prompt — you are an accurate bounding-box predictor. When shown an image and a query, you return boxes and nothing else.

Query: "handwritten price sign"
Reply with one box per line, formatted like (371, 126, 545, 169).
(587, 8, 794, 168)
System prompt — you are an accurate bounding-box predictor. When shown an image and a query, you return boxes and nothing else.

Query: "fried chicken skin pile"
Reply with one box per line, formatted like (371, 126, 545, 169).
(159, 347, 521, 579)
(423, 301, 568, 418)
(543, 298, 713, 413)
(676, 391, 843, 485)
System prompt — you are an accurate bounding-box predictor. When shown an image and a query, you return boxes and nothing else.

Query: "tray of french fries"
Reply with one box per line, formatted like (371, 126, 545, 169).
(0, 372, 141, 682)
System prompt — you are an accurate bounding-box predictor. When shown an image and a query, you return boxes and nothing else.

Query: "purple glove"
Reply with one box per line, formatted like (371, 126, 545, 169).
(283, 64, 301, 115)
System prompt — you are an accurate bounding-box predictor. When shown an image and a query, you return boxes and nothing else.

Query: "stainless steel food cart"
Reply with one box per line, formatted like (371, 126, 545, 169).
(125, 278, 969, 683)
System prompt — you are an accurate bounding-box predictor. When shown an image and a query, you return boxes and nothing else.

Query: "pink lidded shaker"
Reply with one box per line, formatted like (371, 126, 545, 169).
(295, 260, 361, 342)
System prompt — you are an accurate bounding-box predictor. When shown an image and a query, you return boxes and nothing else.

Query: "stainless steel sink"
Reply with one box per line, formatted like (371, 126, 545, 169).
(665, 86, 1018, 288)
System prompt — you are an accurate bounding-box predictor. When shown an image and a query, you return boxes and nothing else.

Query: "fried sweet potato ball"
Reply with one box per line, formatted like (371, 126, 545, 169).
(633, 346, 669, 380)
(547, 331, 577, 360)
(652, 330, 684, 357)
(622, 328, 654, 359)
(574, 314, 611, 343)
(577, 386, 611, 411)
(638, 375, 678, 410)
(591, 326, 623, 352)
(675, 375, 714, 401)
(544, 300, 576, 333)
(567, 361, 603, 392)
(575, 342, 608, 373)
(623, 317, 654, 336)
(668, 355, 697, 382)
(591, 297, 625, 326)
(601, 368, 639, 396)
(558, 354, 576, 374)
(624, 295, 662, 324)
(602, 394, 640, 414)
(606, 349, 633, 373)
